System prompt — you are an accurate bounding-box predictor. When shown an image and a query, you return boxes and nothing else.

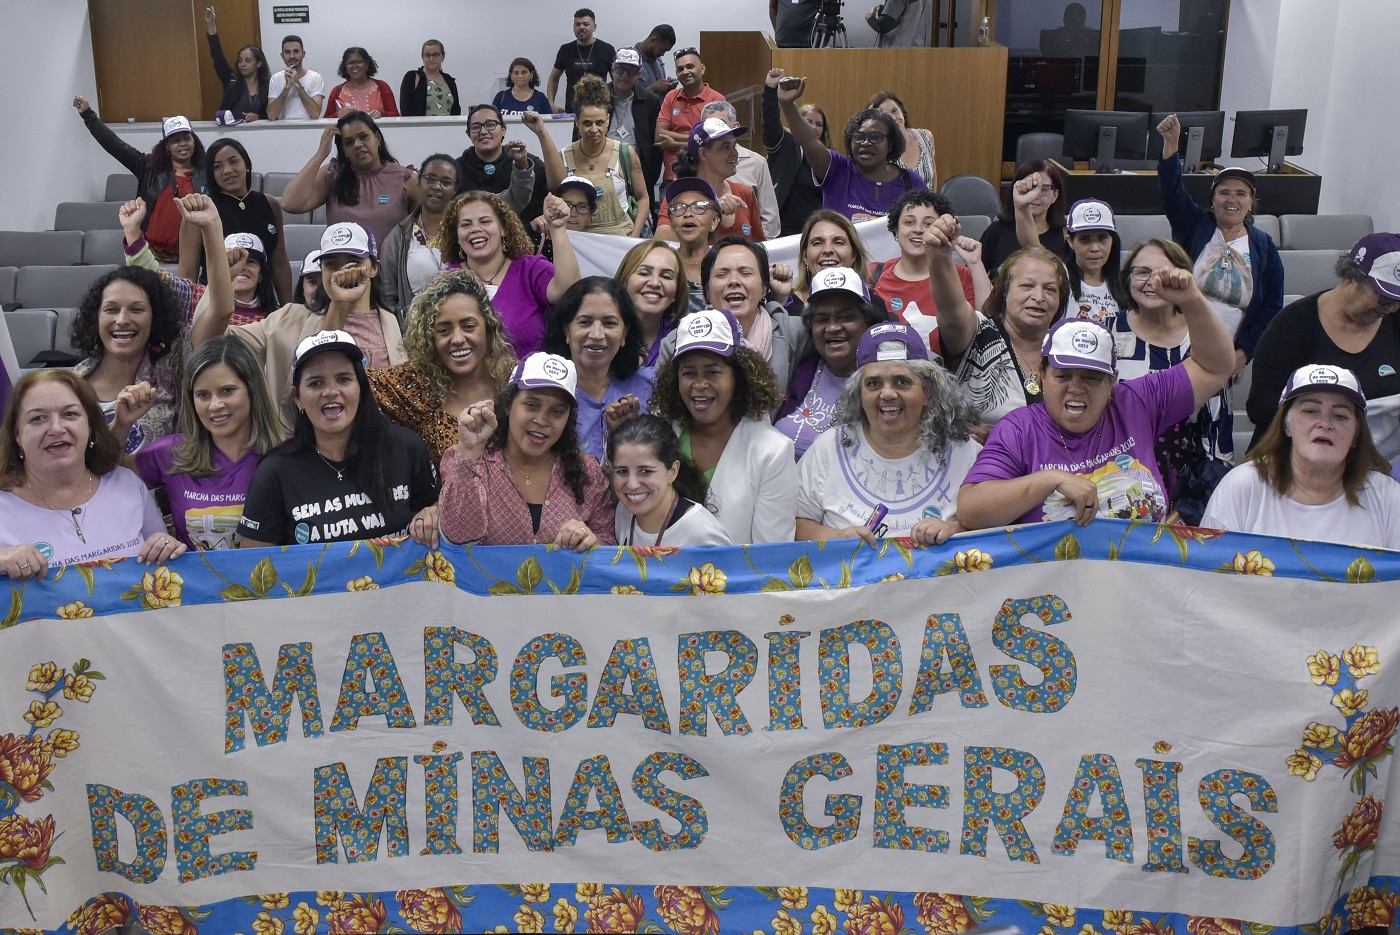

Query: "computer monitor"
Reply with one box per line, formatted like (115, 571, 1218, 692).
(1062, 109, 1150, 173)
(1147, 111, 1225, 172)
(1231, 109, 1307, 173)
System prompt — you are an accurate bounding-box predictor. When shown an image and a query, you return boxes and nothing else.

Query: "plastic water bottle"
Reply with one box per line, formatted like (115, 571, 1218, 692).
(978, 16, 990, 46)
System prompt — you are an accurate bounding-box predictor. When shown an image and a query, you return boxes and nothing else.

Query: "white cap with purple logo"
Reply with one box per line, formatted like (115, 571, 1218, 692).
(510, 352, 578, 400)
(675, 308, 742, 358)
(292, 330, 364, 378)
(687, 116, 747, 155)
(224, 232, 266, 256)
(1042, 318, 1116, 375)
(1065, 198, 1116, 234)
(162, 116, 193, 139)
(301, 250, 322, 274)
(319, 222, 378, 260)
(1279, 364, 1366, 410)
(1347, 232, 1400, 302)
(808, 267, 869, 302)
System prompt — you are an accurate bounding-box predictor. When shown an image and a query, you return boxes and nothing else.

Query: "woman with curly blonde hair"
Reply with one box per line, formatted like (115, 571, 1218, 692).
(650, 308, 795, 543)
(369, 269, 517, 463)
(436, 189, 579, 356)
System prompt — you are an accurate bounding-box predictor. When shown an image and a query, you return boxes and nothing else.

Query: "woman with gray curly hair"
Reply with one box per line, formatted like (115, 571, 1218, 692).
(368, 268, 517, 463)
(796, 321, 980, 546)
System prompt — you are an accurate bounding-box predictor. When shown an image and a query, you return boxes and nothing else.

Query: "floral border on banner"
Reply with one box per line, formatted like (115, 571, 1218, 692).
(0, 520, 1396, 934)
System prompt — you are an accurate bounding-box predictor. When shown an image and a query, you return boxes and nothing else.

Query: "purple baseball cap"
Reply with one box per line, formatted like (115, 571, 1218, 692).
(1042, 318, 1116, 375)
(665, 176, 719, 206)
(1211, 166, 1257, 194)
(1279, 364, 1366, 411)
(687, 116, 746, 155)
(1347, 232, 1400, 301)
(856, 321, 930, 369)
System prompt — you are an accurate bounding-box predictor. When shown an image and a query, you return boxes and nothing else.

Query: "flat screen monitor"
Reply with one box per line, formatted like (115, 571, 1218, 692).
(1231, 109, 1307, 173)
(1147, 111, 1225, 172)
(1062, 109, 1150, 173)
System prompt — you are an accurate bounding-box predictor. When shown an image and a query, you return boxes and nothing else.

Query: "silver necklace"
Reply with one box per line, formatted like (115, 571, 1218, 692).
(315, 449, 345, 482)
(28, 474, 95, 543)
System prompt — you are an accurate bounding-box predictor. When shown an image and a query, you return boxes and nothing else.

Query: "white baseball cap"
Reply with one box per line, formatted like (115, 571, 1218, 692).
(1280, 364, 1366, 411)
(300, 250, 322, 273)
(510, 352, 578, 399)
(319, 222, 377, 260)
(224, 232, 266, 256)
(1065, 198, 1116, 234)
(1042, 318, 1116, 375)
(292, 330, 364, 379)
(162, 116, 193, 139)
(807, 267, 869, 302)
(675, 308, 741, 359)
(613, 48, 642, 69)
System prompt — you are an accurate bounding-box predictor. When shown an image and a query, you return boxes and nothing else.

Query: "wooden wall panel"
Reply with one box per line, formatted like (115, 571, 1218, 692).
(198, 0, 264, 121)
(700, 33, 1007, 186)
(89, 0, 204, 122)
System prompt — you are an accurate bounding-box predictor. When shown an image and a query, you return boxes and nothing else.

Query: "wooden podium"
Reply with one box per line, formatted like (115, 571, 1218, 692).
(700, 32, 1009, 186)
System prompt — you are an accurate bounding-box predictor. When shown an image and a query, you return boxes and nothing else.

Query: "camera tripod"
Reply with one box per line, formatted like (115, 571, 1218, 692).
(811, 0, 849, 47)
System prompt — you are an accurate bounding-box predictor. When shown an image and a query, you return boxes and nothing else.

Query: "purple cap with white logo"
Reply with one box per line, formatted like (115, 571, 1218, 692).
(1347, 232, 1400, 301)
(510, 352, 578, 400)
(1065, 198, 1116, 234)
(675, 308, 742, 358)
(856, 321, 930, 369)
(687, 116, 747, 155)
(1279, 364, 1366, 411)
(1042, 318, 1116, 375)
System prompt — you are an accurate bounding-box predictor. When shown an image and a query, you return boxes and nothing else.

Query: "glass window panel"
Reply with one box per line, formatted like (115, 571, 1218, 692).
(1001, 0, 1103, 161)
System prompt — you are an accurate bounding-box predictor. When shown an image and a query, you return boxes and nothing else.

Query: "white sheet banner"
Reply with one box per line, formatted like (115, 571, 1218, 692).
(0, 521, 1396, 934)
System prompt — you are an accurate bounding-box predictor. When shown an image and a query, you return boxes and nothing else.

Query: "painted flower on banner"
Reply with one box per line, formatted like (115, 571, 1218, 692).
(136, 903, 201, 935)
(396, 888, 462, 934)
(22, 701, 60, 729)
(955, 548, 993, 572)
(326, 893, 387, 934)
(252, 910, 285, 935)
(423, 550, 456, 583)
(776, 886, 809, 910)
(292, 902, 320, 935)
(0, 732, 56, 802)
(584, 887, 646, 933)
(1344, 886, 1399, 928)
(346, 576, 380, 591)
(47, 728, 79, 757)
(517, 882, 551, 903)
(25, 663, 60, 693)
(1286, 748, 1322, 781)
(834, 890, 864, 913)
(64, 673, 96, 702)
(57, 600, 94, 619)
(0, 813, 55, 869)
(514, 904, 546, 933)
(67, 893, 133, 935)
(1307, 650, 1342, 686)
(610, 584, 643, 594)
(1230, 550, 1274, 575)
(685, 562, 728, 595)
(1335, 707, 1398, 768)
(654, 884, 722, 935)
(1043, 904, 1076, 927)
(134, 565, 185, 608)
(553, 897, 579, 934)
(259, 892, 290, 910)
(811, 905, 840, 935)
(1184, 918, 1243, 935)
(575, 883, 604, 902)
(1301, 722, 1339, 748)
(1120, 919, 1176, 935)
(772, 908, 803, 935)
(1343, 643, 1380, 677)
(1333, 795, 1383, 851)
(1101, 911, 1134, 933)
(845, 895, 905, 935)
(912, 891, 991, 935)
(1331, 688, 1368, 718)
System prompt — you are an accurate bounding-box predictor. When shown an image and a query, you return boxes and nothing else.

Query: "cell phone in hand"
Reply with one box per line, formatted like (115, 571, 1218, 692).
(778, 77, 803, 89)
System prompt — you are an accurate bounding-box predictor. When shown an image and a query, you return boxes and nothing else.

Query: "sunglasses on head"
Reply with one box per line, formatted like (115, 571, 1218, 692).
(674, 47, 698, 60)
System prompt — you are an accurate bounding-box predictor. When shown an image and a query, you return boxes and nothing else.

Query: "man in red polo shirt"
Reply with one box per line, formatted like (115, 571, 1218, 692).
(655, 47, 725, 181)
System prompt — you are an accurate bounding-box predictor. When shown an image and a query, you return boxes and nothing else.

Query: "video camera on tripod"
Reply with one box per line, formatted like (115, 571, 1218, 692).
(811, 0, 848, 48)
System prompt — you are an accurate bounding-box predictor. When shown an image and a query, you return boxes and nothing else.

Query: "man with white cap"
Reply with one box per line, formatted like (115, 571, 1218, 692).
(1205, 364, 1400, 550)
(608, 47, 663, 198)
(1247, 232, 1400, 460)
(191, 222, 406, 432)
(960, 265, 1235, 529)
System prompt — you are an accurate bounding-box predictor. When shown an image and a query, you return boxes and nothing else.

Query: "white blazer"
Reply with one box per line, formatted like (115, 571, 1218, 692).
(706, 416, 797, 544)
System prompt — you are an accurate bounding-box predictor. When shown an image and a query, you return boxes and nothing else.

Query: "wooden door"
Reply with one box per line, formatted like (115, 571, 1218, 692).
(87, 0, 261, 123)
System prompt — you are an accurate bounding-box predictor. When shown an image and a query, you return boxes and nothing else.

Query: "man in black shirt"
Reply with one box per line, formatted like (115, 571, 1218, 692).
(547, 7, 617, 114)
(770, 0, 823, 47)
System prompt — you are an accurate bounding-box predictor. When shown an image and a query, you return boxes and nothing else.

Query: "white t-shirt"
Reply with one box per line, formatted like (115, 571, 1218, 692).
(1069, 279, 1121, 330)
(797, 423, 981, 535)
(268, 69, 326, 120)
(1202, 464, 1400, 550)
(405, 237, 445, 295)
(613, 498, 732, 547)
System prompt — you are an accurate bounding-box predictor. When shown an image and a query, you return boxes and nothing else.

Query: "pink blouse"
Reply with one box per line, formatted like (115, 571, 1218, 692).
(439, 447, 616, 546)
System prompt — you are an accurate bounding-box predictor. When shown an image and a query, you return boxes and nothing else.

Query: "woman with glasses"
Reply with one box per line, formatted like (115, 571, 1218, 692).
(663, 179, 722, 314)
(1111, 238, 1235, 522)
(978, 159, 1071, 277)
(381, 154, 459, 320)
(775, 73, 924, 221)
(655, 117, 765, 241)
(323, 47, 398, 118)
(456, 104, 546, 231)
(399, 39, 461, 117)
(282, 110, 417, 249)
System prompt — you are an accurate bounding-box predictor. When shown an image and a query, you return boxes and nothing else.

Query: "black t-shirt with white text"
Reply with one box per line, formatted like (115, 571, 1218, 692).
(553, 39, 616, 113)
(238, 423, 439, 545)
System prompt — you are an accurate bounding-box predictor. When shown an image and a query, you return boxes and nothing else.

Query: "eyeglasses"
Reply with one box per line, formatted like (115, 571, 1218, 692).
(674, 47, 699, 60)
(422, 51, 443, 58)
(468, 120, 503, 134)
(850, 132, 888, 145)
(670, 200, 714, 217)
(562, 201, 593, 216)
(1128, 266, 1155, 282)
(421, 173, 456, 189)
(344, 59, 367, 67)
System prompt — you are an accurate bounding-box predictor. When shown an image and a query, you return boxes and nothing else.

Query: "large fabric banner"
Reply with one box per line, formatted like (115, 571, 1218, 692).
(0, 521, 1396, 935)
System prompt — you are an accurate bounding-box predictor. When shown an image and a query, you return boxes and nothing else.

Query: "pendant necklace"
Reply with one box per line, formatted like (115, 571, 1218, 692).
(28, 474, 95, 544)
(316, 449, 345, 482)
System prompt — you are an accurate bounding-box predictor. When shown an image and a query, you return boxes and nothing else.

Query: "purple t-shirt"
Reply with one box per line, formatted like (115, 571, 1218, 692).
(963, 367, 1195, 524)
(575, 368, 656, 460)
(0, 468, 164, 568)
(449, 255, 554, 357)
(818, 151, 926, 221)
(134, 434, 261, 549)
